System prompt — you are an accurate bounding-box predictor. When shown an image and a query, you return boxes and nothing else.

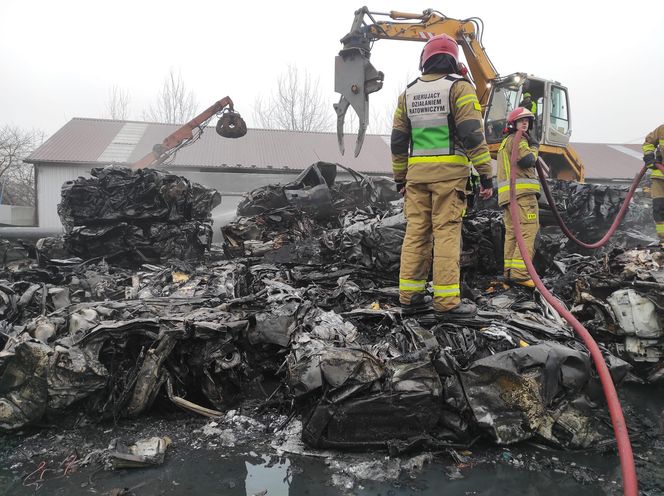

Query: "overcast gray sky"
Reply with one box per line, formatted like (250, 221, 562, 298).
(1, 0, 662, 143)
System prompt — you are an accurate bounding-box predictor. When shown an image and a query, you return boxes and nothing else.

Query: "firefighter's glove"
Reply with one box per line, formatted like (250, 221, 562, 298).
(479, 175, 493, 200)
(644, 152, 655, 168)
(396, 181, 406, 196)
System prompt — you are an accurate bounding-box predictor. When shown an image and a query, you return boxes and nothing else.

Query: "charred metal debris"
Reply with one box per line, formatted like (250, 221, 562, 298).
(1, 163, 662, 454)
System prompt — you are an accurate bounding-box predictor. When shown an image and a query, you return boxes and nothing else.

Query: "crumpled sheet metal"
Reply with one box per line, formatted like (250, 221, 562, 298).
(287, 296, 607, 450)
(459, 342, 602, 448)
(65, 221, 213, 265)
(108, 436, 172, 469)
(236, 162, 400, 219)
(301, 352, 443, 449)
(251, 300, 299, 347)
(0, 239, 30, 266)
(0, 336, 108, 430)
(58, 166, 220, 229)
(0, 340, 50, 430)
(0, 296, 254, 429)
(58, 166, 220, 265)
(0, 168, 659, 454)
(226, 173, 658, 278)
(541, 179, 657, 251)
(288, 347, 385, 399)
(547, 247, 664, 365)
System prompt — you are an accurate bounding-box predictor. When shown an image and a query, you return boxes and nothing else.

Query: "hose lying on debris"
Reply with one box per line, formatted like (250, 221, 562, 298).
(535, 156, 650, 249)
(509, 131, 638, 496)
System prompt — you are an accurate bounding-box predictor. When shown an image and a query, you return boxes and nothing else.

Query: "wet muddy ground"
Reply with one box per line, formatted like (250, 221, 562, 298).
(1, 383, 662, 496)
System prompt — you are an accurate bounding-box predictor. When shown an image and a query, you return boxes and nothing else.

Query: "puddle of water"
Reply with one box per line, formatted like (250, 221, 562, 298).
(245, 454, 291, 496)
(0, 450, 613, 496)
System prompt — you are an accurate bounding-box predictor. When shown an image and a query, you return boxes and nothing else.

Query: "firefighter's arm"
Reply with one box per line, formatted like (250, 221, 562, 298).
(643, 124, 664, 166)
(390, 91, 410, 184)
(450, 81, 492, 184)
(516, 136, 537, 168)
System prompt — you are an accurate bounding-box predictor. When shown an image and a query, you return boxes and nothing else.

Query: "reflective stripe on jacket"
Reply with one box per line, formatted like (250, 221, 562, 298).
(404, 75, 470, 181)
(496, 134, 540, 206)
(643, 125, 664, 180)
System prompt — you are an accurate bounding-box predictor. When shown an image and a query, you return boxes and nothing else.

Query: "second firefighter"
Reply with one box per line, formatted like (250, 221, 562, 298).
(642, 124, 664, 248)
(497, 107, 540, 288)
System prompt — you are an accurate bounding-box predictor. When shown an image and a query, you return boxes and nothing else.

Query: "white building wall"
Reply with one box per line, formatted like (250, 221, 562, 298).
(0, 205, 35, 226)
(37, 164, 91, 229)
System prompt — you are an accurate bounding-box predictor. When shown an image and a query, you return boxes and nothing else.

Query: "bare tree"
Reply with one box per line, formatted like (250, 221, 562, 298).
(253, 65, 332, 132)
(105, 85, 131, 120)
(0, 126, 44, 206)
(143, 69, 198, 124)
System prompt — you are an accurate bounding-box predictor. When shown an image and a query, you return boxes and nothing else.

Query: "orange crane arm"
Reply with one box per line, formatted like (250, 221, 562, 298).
(132, 96, 246, 169)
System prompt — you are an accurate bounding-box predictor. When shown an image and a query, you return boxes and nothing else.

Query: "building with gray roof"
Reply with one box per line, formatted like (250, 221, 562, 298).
(25, 117, 645, 230)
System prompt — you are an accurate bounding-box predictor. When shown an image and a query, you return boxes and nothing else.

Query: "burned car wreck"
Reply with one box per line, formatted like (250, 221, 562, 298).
(1, 163, 662, 459)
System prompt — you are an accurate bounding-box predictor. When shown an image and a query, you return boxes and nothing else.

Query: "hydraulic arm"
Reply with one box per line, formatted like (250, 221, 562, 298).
(132, 97, 247, 169)
(335, 7, 495, 157)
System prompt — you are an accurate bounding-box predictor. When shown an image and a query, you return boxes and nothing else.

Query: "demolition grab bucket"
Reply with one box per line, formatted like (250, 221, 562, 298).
(508, 131, 638, 496)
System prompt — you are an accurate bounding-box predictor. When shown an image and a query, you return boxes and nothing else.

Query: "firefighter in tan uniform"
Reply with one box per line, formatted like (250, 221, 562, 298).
(642, 124, 664, 247)
(496, 107, 540, 287)
(391, 34, 493, 319)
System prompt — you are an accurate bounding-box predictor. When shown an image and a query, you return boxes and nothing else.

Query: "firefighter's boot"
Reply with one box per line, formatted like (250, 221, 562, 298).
(513, 279, 536, 289)
(401, 293, 433, 316)
(434, 299, 477, 321)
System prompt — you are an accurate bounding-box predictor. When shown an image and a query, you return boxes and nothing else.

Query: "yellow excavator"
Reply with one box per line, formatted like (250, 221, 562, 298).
(334, 7, 585, 181)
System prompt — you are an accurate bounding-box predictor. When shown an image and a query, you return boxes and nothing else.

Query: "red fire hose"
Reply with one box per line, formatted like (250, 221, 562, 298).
(535, 157, 654, 249)
(508, 131, 638, 496)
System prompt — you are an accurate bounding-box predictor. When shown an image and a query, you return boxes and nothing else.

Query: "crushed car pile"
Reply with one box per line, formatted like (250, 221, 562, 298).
(57, 166, 220, 264)
(1, 163, 662, 455)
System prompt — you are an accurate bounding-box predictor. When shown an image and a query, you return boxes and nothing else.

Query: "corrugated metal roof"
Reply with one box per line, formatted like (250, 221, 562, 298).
(572, 142, 642, 180)
(27, 118, 125, 164)
(27, 118, 393, 174)
(27, 117, 644, 179)
(97, 122, 148, 162)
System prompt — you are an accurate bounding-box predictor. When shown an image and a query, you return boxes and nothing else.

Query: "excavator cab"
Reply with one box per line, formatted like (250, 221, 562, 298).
(484, 73, 572, 148)
(484, 73, 581, 180)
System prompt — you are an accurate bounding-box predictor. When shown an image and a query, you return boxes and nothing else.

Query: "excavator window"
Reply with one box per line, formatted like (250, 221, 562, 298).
(484, 85, 519, 143)
(520, 80, 544, 141)
(550, 86, 570, 135)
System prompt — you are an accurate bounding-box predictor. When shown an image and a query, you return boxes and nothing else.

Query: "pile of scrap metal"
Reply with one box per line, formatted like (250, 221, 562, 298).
(542, 248, 664, 377)
(0, 163, 661, 456)
(57, 166, 221, 264)
(540, 179, 657, 253)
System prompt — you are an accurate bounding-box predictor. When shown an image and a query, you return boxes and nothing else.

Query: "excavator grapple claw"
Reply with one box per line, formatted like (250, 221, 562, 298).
(334, 47, 383, 157)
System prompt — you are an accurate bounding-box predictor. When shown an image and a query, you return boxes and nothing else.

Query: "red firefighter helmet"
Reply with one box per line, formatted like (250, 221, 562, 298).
(507, 107, 534, 125)
(505, 107, 535, 133)
(419, 34, 459, 70)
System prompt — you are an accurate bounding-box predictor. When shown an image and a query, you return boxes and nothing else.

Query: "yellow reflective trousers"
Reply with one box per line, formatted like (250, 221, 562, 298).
(653, 178, 664, 244)
(503, 194, 539, 281)
(398, 177, 467, 311)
